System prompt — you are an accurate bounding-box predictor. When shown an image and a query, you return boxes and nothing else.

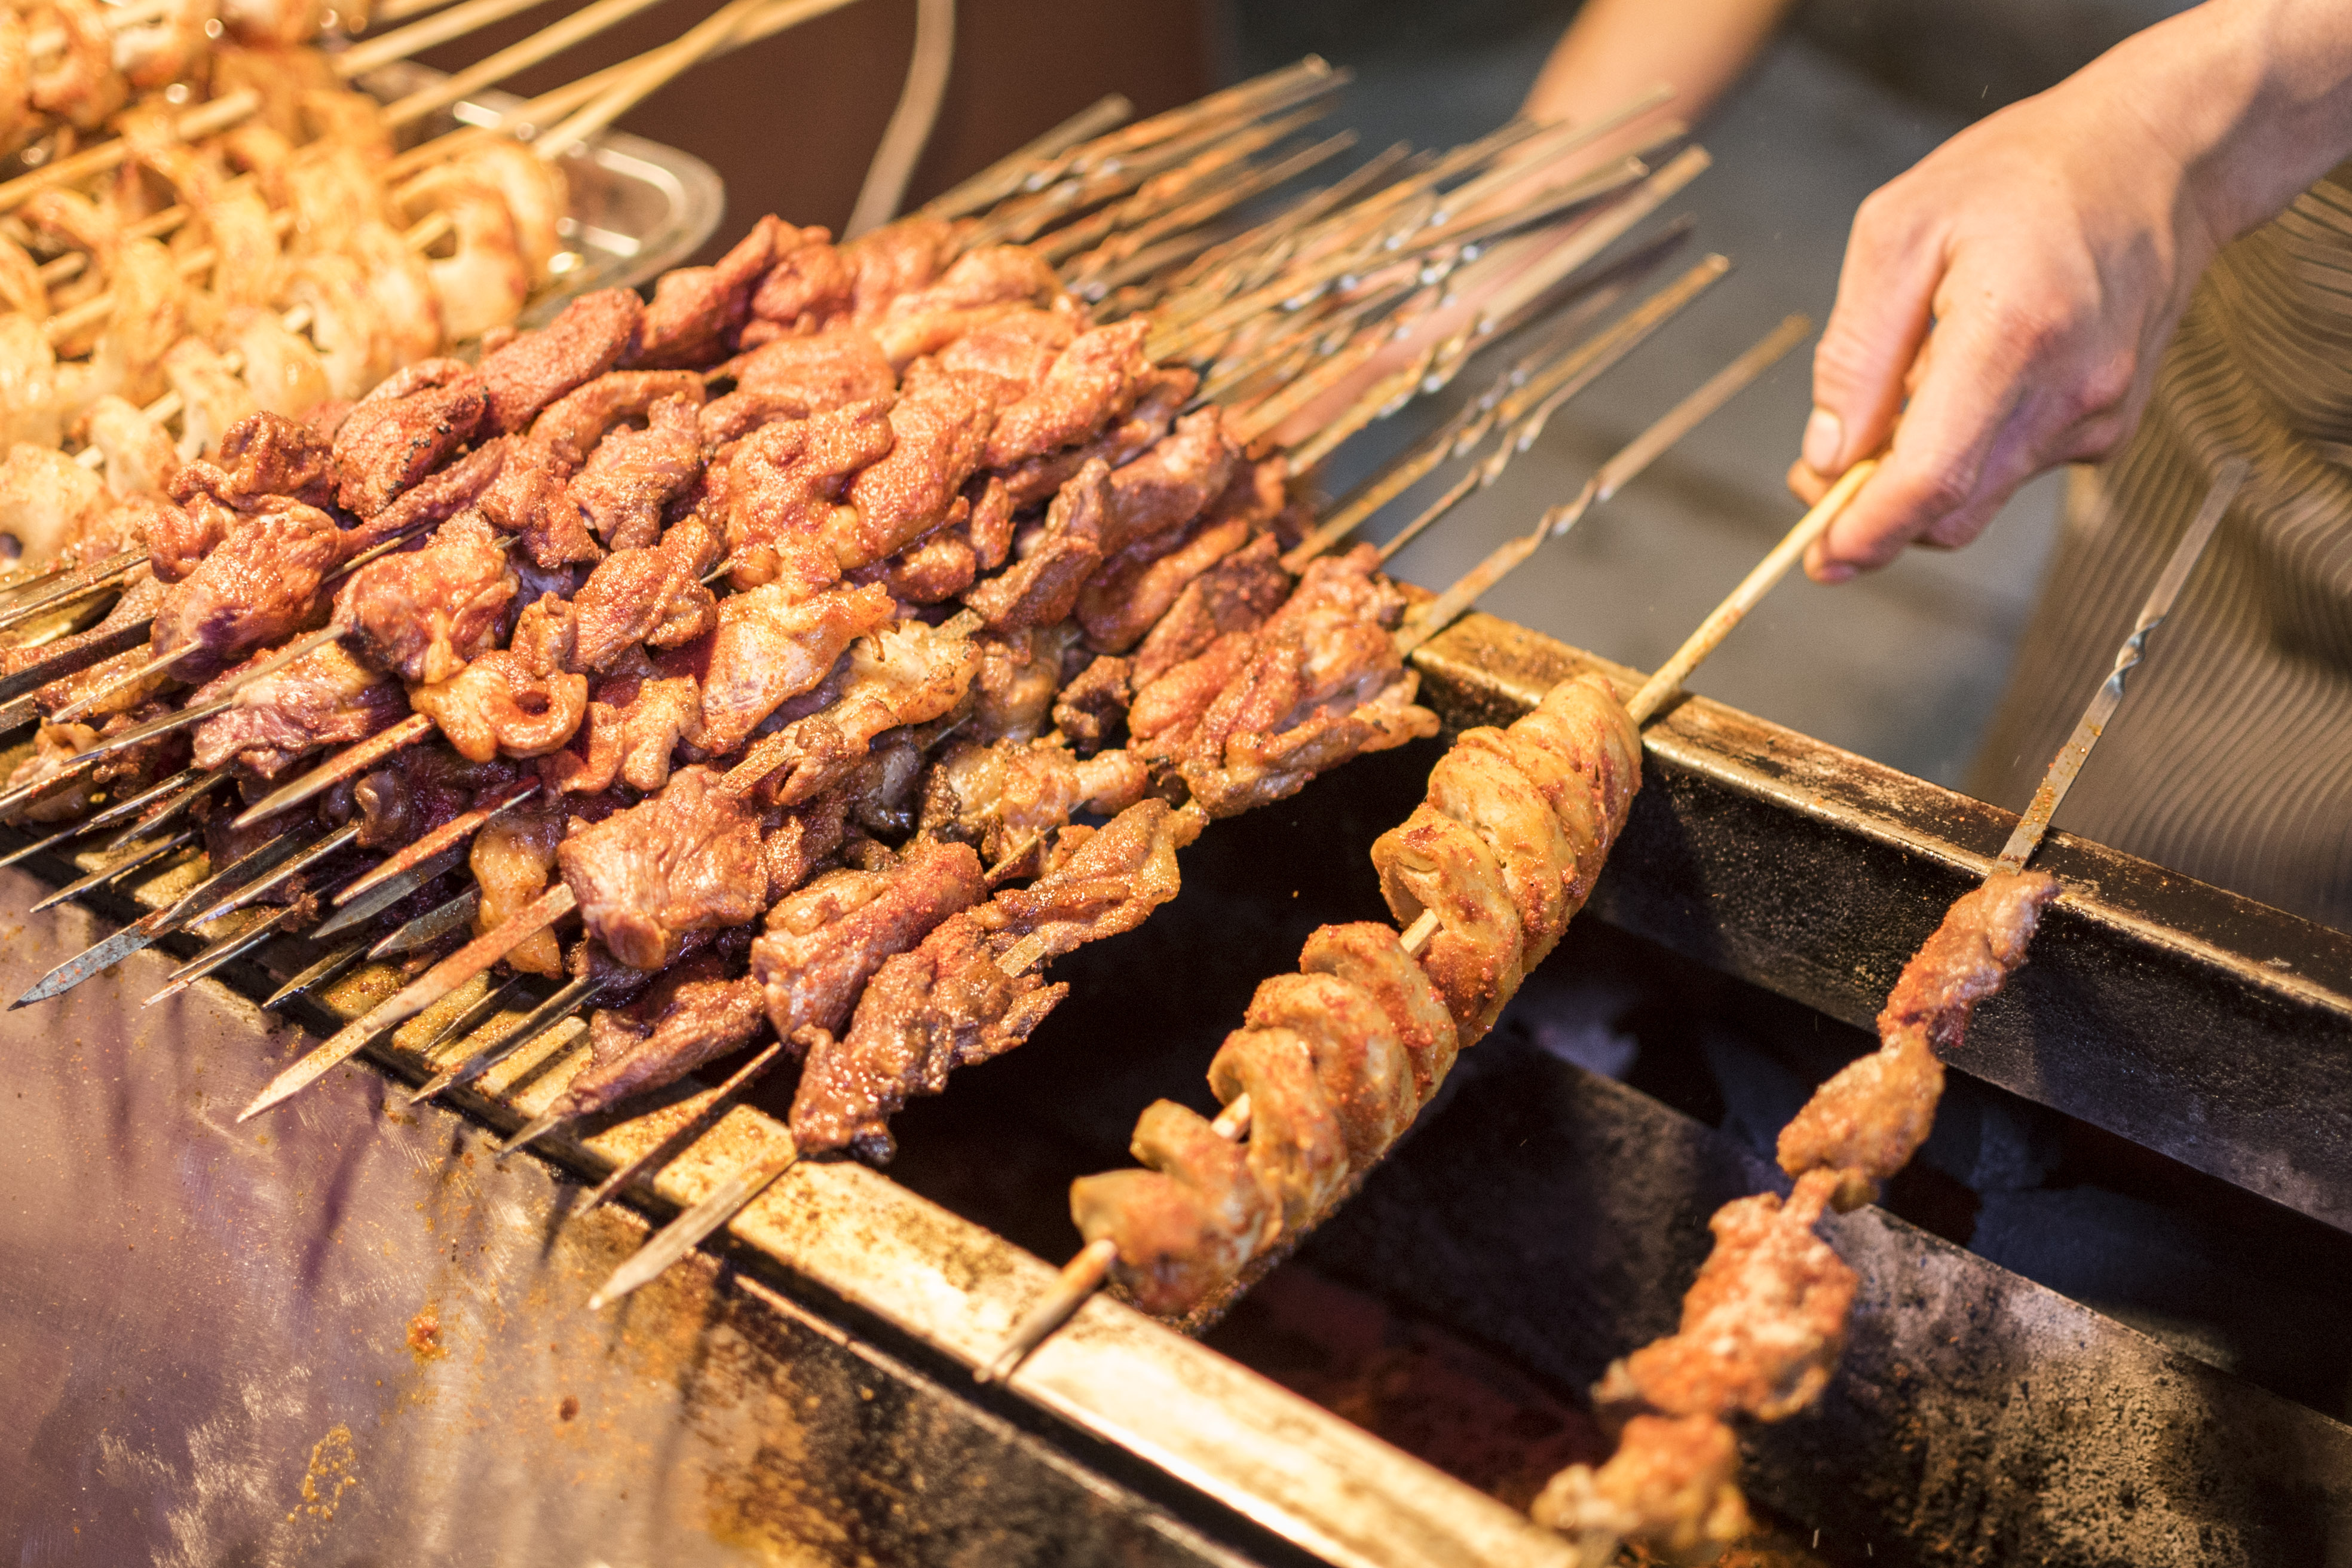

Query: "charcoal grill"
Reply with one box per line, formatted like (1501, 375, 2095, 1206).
(4, 608, 2348, 1568)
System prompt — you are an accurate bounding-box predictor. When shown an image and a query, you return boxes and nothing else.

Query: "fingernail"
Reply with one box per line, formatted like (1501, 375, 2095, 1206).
(1812, 560, 1855, 585)
(1802, 407, 1843, 473)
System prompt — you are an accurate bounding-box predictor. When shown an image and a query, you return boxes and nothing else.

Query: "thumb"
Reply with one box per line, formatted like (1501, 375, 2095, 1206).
(1802, 188, 1944, 478)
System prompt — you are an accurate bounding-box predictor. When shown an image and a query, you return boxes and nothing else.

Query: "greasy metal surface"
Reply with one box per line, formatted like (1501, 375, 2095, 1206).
(1413, 612, 2352, 1233)
(0, 874, 1261, 1568)
(1307, 1034, 2352, 1567)
(0, 853, 1576, 1568)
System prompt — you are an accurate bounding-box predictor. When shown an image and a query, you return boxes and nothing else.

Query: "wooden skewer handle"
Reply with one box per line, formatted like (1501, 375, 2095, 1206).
(1625, 455, 1878, 725)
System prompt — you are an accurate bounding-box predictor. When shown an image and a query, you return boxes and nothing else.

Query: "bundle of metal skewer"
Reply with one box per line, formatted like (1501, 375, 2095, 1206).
(0, 59, 1851, 1548)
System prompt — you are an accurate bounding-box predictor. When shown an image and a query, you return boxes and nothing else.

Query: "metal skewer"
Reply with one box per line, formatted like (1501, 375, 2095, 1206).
(588, 1147, 803, 1310)
(307, 847, 467, 944)
(1993, 460, 2244, 871)
(1397, 314, 1814, 658)
(366, 886, 482, 960)
(409, 975, 602, 1105)
(263, 938, 373, 1012)
(576, 1040, 789, 1211)
(25, 828, 199, 913)
(332, 782, 539, 908)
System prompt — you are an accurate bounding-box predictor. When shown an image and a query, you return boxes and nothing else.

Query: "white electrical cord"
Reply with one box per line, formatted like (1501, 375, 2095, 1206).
(844, 0, 954, 238)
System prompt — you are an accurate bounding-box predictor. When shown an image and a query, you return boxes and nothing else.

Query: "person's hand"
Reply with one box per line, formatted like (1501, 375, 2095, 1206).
(1792, 0, 2352, 581)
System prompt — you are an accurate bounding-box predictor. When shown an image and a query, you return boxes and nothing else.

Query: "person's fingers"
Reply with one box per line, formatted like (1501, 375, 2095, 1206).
(1785, 458, 1829, 504)
(1802, 185, 1944, 478)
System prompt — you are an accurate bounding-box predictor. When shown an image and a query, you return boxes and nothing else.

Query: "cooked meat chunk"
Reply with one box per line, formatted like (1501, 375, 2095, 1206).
(918, 737, 1147, 864)
(835, 371, 994, 568)
(841, 217, 954, 320)
(964, 458, 1110, 631)
(20, 571, 169, 720)
(743, 225, 856, 336)
(1530, 1415, 1750, 1565)
(529, 369, 707, 469)
(1079, 489, 1261, 655)
(1052, 654, 1131, 753)
(1606, 1170, 1856, 1423)
(350, 748, 522, 849)
(477, 434, 601, 568)
(694, 581, 896, 754)
(719, 397, 896, 592)
(53, 494, 168, 572)
(1778, 870, 2060, 1209)
(570, 391, 702, 551)
(1426, 734, 1580, 970)
(929, 308, 1075, 402)
(859, 522, 979, 603)
(552, 951, 768, 1120)
(151, 497, 345, 672)
(331, 358, 488, 516)
(0, 442, 113, 566)
(471, 798, 566, 975)
(629, 215, 792, 369)
(752, 838, 985, 1043)
(5, 721, 106, 822)
(189, 640, 406, 779)
(1129, 534, 1291, 687)
(724, 612, 981, 808)
(792, 799, 1201, 1159)
(77, 394, 180, 498)
(969, 621, 1077, 743)
(204, 410, 341, 508)
(1299, 923, 1460, 1105)
(558, 765, 767, 970)
(1229, 971, 1417, 1167)
(567, 523, 722, 675)
(712, 324, 893, 429)
(334, 512, 516, 684)
(999, 364, 1196, 509)
(1100, 406, 1238, 558)
(479, 287, 644, 434)
(408, 648, 589, 762)
(1072, 1101, 1274, 1319)
(1373, 803, 1525, 1041)
(982, 319, 1152, 468)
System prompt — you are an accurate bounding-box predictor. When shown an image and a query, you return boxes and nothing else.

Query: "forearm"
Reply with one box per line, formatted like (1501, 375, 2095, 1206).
(1523, 0, 1798, 129)
(2160, 0, 2352, 242)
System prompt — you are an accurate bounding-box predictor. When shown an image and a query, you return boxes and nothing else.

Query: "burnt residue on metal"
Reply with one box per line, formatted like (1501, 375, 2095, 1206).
(1412, 613, 2352, 1235)
(1303, 1033, 2352, 1567)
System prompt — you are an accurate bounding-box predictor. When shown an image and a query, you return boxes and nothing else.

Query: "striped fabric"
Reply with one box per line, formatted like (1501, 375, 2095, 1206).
(1966, 170, 2352, 932)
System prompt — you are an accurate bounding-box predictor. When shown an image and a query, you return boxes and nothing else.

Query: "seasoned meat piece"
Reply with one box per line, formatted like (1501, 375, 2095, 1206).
(882, 245, 1064, 324)
(1130, 534, 1291, 687)
(571, 392, 702, 550)
(725, 612, 982, 808)
(761, 792, 852, 901)
(1181, 676, 1438, 819)
(1234, 972, 1416, 1166)
(970, 621, 1077, 743)
(719, 397, 896, 592)
(479, 287, 644, 434)
(189, 640, 405, 779)
(1372, 802, 1526, 1040)
(529, 369, 707, 469)
(20, 572, 168, 721)
(568, 529, 721, 675)
(5, 720, 106, 822)
(793, 800, 1200, 1158)
(333, 512, 515, 685)
(151, 497, 345, 672)
(201, 410, 340, 508)
(1078, 504, 1254, 654)
(841, 217, 953, 319)
(1072, 1101, 1275, 1319)
(752, 838, 985, 1043)
(1205, 1027, 1348, 1235)
(967, 474, 1015, 569)
(695, 581, 896, 754)
(1778, 870, 2060, 1210)
(1100, 406, 1238, 558)
(999, 364, 1196, 510)
(471, 798, 566, 975)
(714, 324, 893, 423)
(983, 319, 1152, 468)
(331, 359, 488, 516)
(629, 215, 792, 369)
(1530, 1414, 1749, 1564)
(340, 442, 506, 558)
(558, 765, 767, 970)
(834, 372, 994, 568)
(930, 308, 1076, 400)
(743, 225, 855, 336)
(1052, 654, 1131, 754)
(859, 523, 978, 604)
(144, 491, 234, 584)
(1428, 735, 1579, 969)
(408, 648, 588, 762)
(608, 674, 703, 793)
(1608, 1170, 1856, 1422)
(477, 434, 601, 568)
(964, 457, 1108, 631)
(553, 952, 768, 1120)
(348, 748, 520, 849)
(918, 737, 1147, 863)
(1299, 923, 1460, 1105)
